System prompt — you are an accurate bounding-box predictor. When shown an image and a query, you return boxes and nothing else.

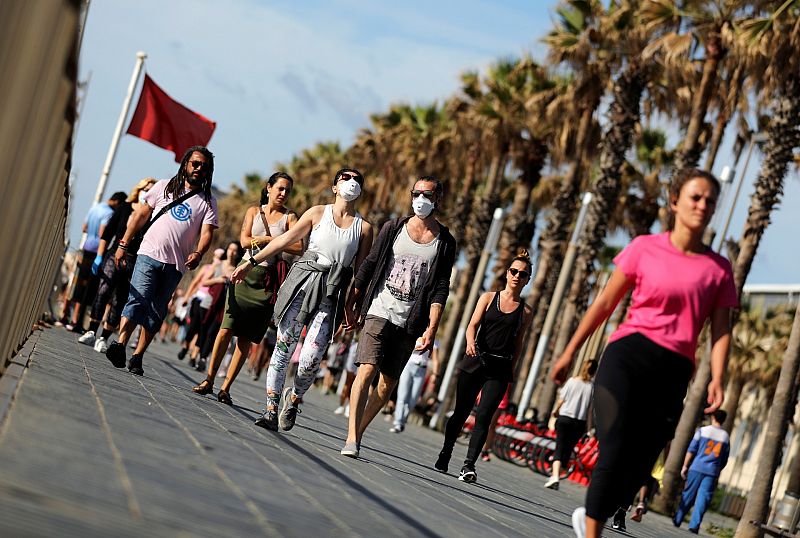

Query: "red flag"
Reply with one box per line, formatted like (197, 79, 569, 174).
(126, 74, 216, 162)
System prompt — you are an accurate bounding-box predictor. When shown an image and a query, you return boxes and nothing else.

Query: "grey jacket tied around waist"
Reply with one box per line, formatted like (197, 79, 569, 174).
(273, 250, 353, 339)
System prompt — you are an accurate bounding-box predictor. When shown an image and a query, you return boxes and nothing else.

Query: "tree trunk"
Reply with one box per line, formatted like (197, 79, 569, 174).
(512, 101, 597, 407)
(537, 61, 648, 417)
(721, 373, 745, 433)
(490, 139, 547, 288)
(736, 307, 800, 538)
(672, 30, 725, 173)
(703, 64, 744, 172)
(732, 74, 800, 294)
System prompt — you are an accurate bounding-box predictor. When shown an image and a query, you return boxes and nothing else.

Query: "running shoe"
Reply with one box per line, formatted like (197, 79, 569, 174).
(544, 476, 560, 490)
(612, 508, 626, 531)
(105, 342, 126, 368)
(93, 337, 107, 354)
(278, 386, 300, 431)
(389, 424, 404, 433)
(434, 451, 450, 473)
(196, 357, 206, 371)
(177, 348, 187, 361)
(334, 405, 346, 415)
(127, 354, 144, 376)
(630, 503, 645, 522)
(688, 528, 699, 534)
(188, 358, 196, 369)
(458, 464, 477, 484)
(255, 408, 278, 431)
(340, 442, 360, 458)
(571, 507, 586, 538)
(78, 331, 96, 345)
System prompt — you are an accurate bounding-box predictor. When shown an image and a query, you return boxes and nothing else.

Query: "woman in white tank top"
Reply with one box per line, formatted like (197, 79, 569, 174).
(231, 168, 374, 432)
(192, 173, 303, 405)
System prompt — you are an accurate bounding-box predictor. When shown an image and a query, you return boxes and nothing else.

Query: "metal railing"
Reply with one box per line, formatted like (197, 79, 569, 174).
(0, 0, 79, 375)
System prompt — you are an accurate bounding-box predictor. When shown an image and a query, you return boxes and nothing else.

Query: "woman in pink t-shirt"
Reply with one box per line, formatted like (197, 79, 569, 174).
(552, 169, 739, 538)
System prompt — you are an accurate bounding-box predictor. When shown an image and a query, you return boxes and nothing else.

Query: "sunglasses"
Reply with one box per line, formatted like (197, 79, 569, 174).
(508, 268, 530, 279)
(411, 189, 436, 200)
(337, 173, 360, 183)
(189, 160, 207, 169)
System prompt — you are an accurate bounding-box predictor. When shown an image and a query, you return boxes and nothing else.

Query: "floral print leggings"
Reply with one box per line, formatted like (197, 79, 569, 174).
(265, 291, 333, 408)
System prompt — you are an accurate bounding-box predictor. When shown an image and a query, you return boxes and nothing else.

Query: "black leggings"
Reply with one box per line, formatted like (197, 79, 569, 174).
(554, 416, 586, 466)
(91, 254, 133, 328)
(183, 298, 208, 345)
(443, 368, 508, 466)
(585, 333, 692, 521)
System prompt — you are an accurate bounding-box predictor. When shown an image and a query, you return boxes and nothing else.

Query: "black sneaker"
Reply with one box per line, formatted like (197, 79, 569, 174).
(279, 386, 301, 431)
(434, 451, 451, 473)
(255, 408, 278, 431)
(105, 342, 126, 368)
(612, 508, 626, 531)
(127, 354, 144, 376)
(458, 464, 477, 484)
(177, 348, 187, 360)
(195, 357, 206, 371)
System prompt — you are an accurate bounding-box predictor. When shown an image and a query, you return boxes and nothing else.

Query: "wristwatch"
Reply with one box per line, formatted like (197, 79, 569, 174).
(246, 252, 258, 267)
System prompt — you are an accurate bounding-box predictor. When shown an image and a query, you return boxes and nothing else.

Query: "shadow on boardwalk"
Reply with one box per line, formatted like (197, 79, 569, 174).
(0, 328, 726, 537)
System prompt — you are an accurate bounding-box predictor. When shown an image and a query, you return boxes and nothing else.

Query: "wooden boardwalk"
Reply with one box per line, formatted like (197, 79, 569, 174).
(0, 328, 727, 537)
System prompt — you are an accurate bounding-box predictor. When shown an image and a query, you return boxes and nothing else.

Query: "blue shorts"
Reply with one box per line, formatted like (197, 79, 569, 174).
(122, 255, 183, 333)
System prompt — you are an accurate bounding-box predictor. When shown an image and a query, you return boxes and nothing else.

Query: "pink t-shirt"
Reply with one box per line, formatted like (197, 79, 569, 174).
(138, 179, 218, 272)
(608, 232, 739, 363)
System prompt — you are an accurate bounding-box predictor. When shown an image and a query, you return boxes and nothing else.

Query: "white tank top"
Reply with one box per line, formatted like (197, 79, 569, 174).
(250, 207, 289, 266)
(307, 205, 362, 267)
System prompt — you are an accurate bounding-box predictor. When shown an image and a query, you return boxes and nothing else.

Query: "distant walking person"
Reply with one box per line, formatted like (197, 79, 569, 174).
(177, 247, 225, 367)
(545, 359, 597, 491)
(551, 169, 738, 538)
(434, 251, 532, 483)
(390, 341, 439, 433)
(673, 410, 729, 533)
(105, 146, 218, 376)
(231, 169, 373, 430)
(193, 172, 303, 405)
(79, 179, 156, 352)
(67, 191, 127, 332)
(341, 176, 457, 459)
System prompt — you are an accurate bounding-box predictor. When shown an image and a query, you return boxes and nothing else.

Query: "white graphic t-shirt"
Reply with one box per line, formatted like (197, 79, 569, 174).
(137, 179, 219, 272)
(367, 224, 439, 327)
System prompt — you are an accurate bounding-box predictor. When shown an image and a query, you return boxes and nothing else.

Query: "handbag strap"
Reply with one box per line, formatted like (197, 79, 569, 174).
(258, 205, 270, 234)
(140, 188, 202, 238)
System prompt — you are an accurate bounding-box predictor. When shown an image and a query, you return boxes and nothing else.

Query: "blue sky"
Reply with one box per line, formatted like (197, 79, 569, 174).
(71, 1, 798, 284)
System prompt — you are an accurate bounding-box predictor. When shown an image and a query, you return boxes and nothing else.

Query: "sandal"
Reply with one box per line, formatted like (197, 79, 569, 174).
(217, 389, 233, 406)
(191, 378, 214, 395)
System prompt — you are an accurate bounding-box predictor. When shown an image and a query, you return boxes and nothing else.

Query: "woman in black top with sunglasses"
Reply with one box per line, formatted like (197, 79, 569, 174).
(434, 250, 533, 483)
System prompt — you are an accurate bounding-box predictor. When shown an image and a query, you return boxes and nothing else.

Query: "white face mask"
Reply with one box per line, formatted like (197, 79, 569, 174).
(337, 179, 362, 202)
(138, 190, 148, 204)
(412, 194, 435, 218)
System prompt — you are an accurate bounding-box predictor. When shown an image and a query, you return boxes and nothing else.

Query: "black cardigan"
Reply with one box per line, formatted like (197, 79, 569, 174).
(353, 216, 457, 337)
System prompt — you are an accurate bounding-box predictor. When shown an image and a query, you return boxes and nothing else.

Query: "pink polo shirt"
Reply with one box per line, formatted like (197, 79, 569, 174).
(608, 232, 739, 363)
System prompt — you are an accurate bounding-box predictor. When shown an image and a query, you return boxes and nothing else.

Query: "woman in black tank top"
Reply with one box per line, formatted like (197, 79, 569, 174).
(434, 250, 533, 484)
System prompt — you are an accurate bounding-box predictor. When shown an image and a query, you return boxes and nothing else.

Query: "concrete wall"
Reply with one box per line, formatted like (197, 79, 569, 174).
(0, 0, 79, 374)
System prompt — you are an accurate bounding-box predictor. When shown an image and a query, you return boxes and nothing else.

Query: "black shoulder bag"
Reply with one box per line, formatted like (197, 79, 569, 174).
(127, 189, 202, 255)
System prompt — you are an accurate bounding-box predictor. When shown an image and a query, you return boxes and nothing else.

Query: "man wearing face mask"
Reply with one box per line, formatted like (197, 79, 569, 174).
(340, 176, 457, 458)
(105, 146, 218, 376)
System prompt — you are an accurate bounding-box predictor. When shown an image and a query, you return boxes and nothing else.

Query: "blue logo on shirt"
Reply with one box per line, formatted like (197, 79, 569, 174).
(170, 203, 192, 222)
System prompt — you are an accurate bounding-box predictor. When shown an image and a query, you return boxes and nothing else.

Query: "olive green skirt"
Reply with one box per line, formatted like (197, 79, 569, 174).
(221, 264, 274, 342)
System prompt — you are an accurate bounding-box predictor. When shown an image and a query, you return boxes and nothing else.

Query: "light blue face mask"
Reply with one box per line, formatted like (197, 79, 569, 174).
(138, 190, 148, 204)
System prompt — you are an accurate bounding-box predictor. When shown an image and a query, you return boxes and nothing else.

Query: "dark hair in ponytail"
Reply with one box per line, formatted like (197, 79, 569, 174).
(510, 248, 533, 272)
(260, 172, 294, 205)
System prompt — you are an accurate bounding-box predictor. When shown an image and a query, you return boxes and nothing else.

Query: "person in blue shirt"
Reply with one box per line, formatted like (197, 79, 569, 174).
(673, 409, 730, 533)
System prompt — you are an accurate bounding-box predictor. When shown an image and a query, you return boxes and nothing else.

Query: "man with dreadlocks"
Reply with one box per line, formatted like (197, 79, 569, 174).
(106, 146, 219, 376)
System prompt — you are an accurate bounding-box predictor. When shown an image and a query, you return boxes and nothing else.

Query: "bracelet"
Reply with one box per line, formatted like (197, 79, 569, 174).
(247, 253, 258, 267)
(117, 244, 127, 251)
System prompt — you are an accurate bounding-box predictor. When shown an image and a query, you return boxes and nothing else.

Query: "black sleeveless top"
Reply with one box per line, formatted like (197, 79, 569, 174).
(457, 292, 524, 381)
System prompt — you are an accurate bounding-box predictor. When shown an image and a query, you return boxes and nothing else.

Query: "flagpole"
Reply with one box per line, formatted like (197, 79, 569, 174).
(92, 51, 147, 204)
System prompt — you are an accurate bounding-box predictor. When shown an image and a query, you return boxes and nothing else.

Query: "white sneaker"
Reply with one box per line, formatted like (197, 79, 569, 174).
(389, 425, 404, 433)
(344, 404, 350, 418)
(571, 507, 586, 538)
(78, 331, 96, 345)
(93, 337, 107, 353)
(544, 476, 560, 490)
(334, 406, 345, 415)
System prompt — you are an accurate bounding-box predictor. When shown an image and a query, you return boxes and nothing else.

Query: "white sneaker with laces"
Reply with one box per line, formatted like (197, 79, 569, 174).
(78, 331, 96, 345)
(571, 507, 586, 538)
(93, 337, 107, 353)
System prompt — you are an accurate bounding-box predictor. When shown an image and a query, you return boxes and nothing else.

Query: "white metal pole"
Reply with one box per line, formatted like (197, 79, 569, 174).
(92, 51, 146, 205)
(516, 192, 593, 421)
(716, 135, 764, 253)
(430, 207, 505, 428)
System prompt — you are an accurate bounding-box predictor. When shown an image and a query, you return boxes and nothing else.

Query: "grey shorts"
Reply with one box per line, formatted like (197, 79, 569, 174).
(355, 315, 418, 379)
